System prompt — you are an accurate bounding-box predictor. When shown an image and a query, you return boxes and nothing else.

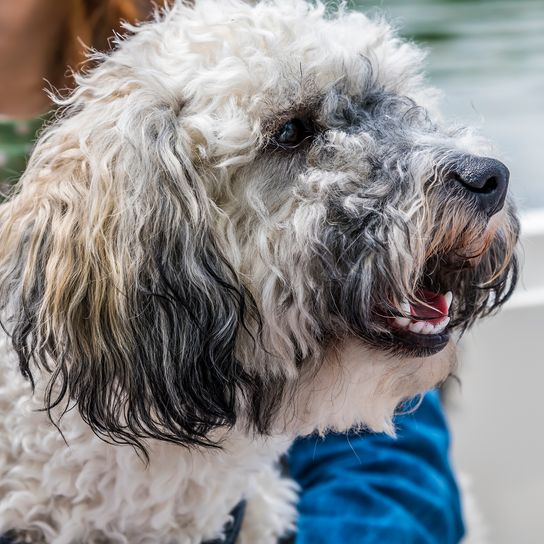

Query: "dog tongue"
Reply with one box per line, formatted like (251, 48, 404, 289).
(411, 290, 449, 322)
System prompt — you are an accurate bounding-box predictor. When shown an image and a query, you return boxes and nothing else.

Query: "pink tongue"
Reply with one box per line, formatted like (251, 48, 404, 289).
(410, 290, 448, 323)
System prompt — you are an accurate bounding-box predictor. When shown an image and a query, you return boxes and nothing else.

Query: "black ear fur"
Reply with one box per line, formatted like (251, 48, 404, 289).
(0, 102, 279, 458)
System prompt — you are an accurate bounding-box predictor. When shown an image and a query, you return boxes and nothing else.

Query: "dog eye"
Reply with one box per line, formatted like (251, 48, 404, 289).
(273, 118, 313, 148)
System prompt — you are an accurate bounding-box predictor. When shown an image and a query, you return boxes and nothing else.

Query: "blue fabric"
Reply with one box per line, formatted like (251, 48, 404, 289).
(287, 391, 465, 543)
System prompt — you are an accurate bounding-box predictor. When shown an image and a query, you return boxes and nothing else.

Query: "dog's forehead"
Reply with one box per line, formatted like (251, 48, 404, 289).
(148, 1, 429, 113)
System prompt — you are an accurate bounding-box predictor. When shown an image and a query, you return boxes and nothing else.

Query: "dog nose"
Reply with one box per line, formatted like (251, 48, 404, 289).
(449, 155, 509, 216)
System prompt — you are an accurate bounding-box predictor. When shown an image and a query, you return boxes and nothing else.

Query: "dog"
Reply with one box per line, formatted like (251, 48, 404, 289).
(0, 1, 519, 542)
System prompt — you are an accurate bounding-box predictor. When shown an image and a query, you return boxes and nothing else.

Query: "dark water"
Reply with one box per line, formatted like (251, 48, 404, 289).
(352, 0, 544, 210)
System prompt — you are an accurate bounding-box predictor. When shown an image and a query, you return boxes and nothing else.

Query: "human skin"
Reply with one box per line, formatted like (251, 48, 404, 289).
(0, 0, 68, 117)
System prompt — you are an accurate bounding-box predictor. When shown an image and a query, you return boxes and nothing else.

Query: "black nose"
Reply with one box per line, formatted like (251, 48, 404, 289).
(449, 155, 509, 216)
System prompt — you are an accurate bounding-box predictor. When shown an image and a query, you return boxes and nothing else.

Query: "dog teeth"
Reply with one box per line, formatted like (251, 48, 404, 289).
(409, 321, 425, 334)
(394, 316, 450, 336)
(444, 291, 453, 312)
(434, 316, 450, 334)
(403, 316, 450, 336)
(394, 316, 411, 328)
(392, 293, 452, 336)
(400, 300, 411, 315)
(422, 322, 434, 335)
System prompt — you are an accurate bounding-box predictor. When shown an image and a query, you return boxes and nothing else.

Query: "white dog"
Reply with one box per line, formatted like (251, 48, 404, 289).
(0, 1, 518, 542)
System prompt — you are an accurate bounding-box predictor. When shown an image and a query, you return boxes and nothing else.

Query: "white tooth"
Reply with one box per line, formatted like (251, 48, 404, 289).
(434, 317, 450, 334)
(422, 323, 434, 335)
(394, 316, 411, 329)
(400, 300, 411, 316)
(409, 321, 425, 334)
(444, 291, 453, 312)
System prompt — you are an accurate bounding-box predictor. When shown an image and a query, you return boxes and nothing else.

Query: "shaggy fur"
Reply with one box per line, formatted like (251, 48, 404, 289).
(0, 1, 518, 542)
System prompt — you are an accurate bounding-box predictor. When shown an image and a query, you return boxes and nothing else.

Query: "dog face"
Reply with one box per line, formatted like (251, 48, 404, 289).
(0, 1, 518, 449)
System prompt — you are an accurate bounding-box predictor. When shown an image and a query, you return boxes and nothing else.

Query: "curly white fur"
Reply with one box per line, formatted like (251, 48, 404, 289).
(0, 334, 296, 543)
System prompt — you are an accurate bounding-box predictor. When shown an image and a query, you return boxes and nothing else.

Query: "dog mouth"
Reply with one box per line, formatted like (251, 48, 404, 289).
(385, 289, 453, 355)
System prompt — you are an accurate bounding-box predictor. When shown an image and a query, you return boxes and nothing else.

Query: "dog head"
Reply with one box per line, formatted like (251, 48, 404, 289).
(0, 0, 518, 449)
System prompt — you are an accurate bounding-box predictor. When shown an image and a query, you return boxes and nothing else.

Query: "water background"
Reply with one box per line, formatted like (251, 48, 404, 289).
(351, 0, 544, 210)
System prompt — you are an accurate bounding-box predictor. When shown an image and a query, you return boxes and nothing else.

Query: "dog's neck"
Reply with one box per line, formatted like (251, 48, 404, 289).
(279, 337, 456, 437)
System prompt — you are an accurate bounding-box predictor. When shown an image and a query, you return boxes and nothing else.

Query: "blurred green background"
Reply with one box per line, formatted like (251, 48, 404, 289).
(351, 0, 544, 210)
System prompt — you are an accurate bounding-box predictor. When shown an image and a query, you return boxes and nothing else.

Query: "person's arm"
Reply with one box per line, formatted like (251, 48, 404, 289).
(287, 390, 465, 543)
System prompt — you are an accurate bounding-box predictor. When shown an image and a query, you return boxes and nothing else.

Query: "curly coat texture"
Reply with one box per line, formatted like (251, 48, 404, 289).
(0, 1, 518, 542)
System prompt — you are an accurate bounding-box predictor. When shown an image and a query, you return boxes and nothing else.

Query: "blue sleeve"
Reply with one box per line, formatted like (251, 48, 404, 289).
(287, 390, 465, 544)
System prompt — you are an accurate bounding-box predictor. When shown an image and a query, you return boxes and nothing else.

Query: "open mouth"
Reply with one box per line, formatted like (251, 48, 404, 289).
(387, 289, 453, 354)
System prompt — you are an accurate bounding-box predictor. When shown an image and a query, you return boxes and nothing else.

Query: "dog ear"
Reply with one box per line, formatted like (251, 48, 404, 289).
(0, 81, 264, 455)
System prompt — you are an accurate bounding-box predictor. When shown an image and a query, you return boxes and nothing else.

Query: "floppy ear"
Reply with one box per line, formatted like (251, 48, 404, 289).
(0, 73, 262, 454)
